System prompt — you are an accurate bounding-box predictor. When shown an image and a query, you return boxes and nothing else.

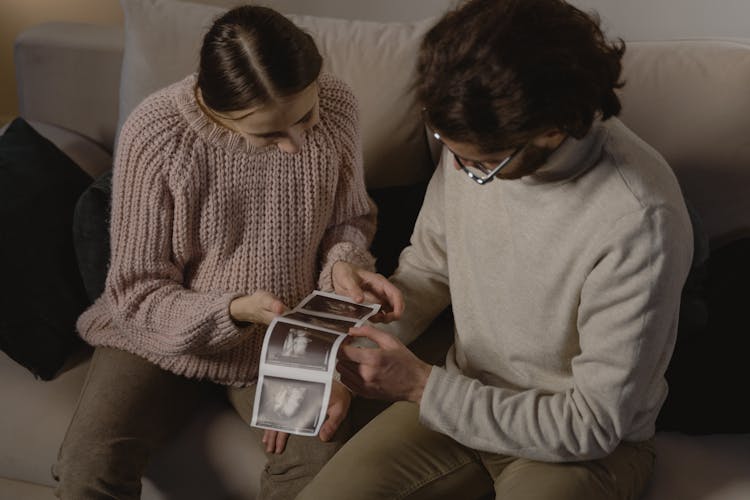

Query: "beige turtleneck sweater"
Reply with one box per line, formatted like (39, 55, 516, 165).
(77, 73, 375, 386)
(385, 118, 693, 461)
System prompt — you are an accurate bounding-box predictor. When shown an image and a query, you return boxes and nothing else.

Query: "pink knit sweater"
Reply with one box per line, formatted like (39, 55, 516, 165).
(77, 73, 376, 386)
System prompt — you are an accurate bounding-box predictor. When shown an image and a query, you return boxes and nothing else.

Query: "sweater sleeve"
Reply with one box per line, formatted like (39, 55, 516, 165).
(377, 158, 452, 345)
(418, 206, 693, 461)
(103, 112, 246, 356)
(317, 79, 377, 291)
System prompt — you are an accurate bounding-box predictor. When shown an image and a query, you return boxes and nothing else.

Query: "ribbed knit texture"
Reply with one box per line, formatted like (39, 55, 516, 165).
(77, 73, 376, 386)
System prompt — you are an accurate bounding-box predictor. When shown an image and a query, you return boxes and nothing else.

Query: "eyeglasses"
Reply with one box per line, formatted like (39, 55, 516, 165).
(430, 130, 523, 185)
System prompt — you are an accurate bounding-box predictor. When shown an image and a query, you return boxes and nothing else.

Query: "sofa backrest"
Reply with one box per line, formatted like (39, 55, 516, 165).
(118, 0, 437, 189)
(618, 39, 750, 244)
(14, 0, 750, 245)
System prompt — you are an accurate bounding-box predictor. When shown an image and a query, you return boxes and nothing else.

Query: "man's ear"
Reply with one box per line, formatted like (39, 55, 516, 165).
(533, 129, 567, 149)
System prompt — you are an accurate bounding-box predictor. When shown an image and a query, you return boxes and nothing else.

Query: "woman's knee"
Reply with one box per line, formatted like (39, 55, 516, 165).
(54, 436, 149, 500)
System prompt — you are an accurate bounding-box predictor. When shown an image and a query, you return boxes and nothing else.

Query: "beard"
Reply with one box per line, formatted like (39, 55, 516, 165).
(496, 143, 557, 180)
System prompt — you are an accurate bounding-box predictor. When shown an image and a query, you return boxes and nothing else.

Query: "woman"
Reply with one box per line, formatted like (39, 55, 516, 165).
(53, 6, 402, 500)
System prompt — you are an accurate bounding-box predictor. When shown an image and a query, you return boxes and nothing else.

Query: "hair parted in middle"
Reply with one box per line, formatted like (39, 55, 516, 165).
(417, 0, 625, 153)
(198, 5, 323, 113)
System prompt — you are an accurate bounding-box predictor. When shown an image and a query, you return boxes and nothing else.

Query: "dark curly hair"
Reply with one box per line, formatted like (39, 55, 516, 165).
(198, 5, 322, 112)
(418, 0, 625, 153)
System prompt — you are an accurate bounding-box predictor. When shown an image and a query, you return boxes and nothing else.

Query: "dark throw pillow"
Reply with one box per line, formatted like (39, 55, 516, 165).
(0, 118, 93, 380)
(657, 237, 750, 434)
(73, 169, 113, 301)
(368, 182, 429, 277)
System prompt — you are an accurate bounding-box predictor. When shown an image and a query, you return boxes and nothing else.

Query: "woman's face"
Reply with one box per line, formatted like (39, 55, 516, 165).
(205, 81, 320, 153)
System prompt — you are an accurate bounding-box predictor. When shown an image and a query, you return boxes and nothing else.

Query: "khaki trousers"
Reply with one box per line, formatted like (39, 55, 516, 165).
(298, 401, 654, 500)
(53, 347, 350, 500)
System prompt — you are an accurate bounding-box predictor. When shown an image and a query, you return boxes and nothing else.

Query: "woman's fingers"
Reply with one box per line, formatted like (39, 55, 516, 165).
(333, 263, 366, 302)
(274, 431, 289, 454)
(262, 429, 290, 454)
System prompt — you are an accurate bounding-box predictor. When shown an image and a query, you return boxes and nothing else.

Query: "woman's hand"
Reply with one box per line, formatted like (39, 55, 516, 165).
(229, 291, 288, 325)
(331, 261, 404, 323)
(261, 380, 351, 454)
(262, 430, 289, 455)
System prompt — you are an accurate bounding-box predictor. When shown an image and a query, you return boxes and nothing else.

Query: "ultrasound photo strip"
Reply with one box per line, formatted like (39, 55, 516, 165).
(251, 317, 347, 435)
(251, 291, 377, 436)
(295, 290, 380, 324)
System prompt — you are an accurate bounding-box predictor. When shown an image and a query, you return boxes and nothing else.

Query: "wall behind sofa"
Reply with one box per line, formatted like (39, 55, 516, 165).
(3, 0, 750, 125)
(0, 0, 123, 125)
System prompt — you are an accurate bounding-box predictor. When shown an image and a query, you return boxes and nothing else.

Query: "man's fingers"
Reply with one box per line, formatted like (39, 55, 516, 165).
(360, 273, 405, 318)
(336, 361, 364, 393)
(347, 325, 398, 348)
(339, 343, 378, 364)
(320, 407, 345, 442)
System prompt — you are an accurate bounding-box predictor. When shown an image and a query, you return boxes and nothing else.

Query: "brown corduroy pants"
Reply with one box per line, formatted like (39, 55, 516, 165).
(52, 346, 351, 500)
(298, 401, 655, 500)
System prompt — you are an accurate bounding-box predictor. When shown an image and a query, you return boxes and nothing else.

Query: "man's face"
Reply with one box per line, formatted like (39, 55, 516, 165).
(439, 132, 564, 181)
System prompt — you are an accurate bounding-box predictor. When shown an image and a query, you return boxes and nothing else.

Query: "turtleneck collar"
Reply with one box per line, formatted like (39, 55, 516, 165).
(519, 119, 609, 186)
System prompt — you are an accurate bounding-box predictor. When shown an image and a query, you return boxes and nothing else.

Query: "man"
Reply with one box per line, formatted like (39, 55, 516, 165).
(300, 0, 693, 498)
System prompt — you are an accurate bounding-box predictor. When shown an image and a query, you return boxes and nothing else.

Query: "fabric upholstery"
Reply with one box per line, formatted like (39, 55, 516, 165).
(118, 0, 436, 188)
(14, 23, 123, 152)
(0, 118, 91, 380)
(73, 170, 112, 302)
(658, 238, 750, 434)
(618, 40, 750, 243)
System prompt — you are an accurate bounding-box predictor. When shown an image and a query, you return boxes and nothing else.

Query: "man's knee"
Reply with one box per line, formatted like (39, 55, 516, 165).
(494, 460, 612, 500)
(298, 402, 490, 500)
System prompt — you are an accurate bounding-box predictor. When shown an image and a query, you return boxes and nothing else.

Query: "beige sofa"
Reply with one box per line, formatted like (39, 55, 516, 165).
(2, 0, 750, 498)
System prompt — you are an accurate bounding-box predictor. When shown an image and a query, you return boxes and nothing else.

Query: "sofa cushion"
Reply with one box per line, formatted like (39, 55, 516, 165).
(368, 182, 428, 277)
(0, 119, 111, 180)
(0, 118, 91, 380)
(73, 170, 113, 302)
(619, 39, 750, 244)
(658, 237, 750, 434)
(118, 0, 436, 188)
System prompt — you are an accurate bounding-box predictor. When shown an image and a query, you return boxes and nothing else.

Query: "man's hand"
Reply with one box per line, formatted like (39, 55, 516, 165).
(337, 325, 432, 403)
(331, 261, 404, 323)
(319, 380, 352, 442)
(229, 291, 288, 325)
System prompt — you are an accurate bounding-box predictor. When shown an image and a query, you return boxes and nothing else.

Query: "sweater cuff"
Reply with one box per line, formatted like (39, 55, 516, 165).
(418, 365, 467, 434)
(210, 292, 247, 350)
(318, 242, 376, 292)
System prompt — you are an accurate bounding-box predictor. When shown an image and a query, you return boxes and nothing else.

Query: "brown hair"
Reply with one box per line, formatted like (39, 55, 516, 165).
(198, 5, 323, 112)
(418, 0, 625, 153)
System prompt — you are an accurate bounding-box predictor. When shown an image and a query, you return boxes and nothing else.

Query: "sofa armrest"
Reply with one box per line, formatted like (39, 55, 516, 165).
(14, 22, 123, 153)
